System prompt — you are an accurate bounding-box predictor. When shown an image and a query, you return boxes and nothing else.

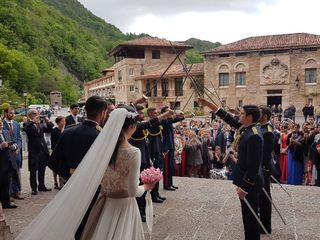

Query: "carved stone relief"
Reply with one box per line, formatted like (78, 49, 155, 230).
(261, 58, 289, 84)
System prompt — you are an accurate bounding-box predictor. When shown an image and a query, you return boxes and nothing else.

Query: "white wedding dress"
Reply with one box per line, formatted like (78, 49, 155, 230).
(81, 146, 145, 239)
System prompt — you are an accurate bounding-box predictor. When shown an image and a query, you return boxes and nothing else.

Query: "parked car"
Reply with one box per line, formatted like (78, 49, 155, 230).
(15, 108, 28, 116)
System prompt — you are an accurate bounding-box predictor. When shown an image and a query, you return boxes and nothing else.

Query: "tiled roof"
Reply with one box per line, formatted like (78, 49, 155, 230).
(203, 33, 320, 55)
(110, 37, 192, 55)
(135, 63, 204, 80)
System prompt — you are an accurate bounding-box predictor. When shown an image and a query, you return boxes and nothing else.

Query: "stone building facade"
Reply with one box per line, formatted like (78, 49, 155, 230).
(202, 33, 320, 114)
(84, 37, 204, 112)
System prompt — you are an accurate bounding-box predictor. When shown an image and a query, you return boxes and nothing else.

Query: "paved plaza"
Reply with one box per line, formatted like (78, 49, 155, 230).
(4, 158, 320, 239)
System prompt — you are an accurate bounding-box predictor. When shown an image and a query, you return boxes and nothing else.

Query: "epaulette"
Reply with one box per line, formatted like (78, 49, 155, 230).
(267, 125, 273, 133)
(96, 125, 102, 132)
(65, 123, 81, 129)
(233, 125, 245, 150)
(252, 126, 258, 135)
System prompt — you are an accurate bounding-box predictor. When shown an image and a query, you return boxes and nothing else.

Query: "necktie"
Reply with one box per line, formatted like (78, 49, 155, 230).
(36, 122, 41, 133)
(8, 122, 14, 137)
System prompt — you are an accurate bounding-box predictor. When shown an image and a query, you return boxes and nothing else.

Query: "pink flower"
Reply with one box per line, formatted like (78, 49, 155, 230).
(140, 167, 163, 184)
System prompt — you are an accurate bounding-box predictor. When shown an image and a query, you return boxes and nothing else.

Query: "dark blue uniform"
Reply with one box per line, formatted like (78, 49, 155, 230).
(49, 120, 101, 179)
(147, 123, 164, 200)
(259, 122, 275, 233)
(129, 117, 160, 218)
(217, 108, 264, 240)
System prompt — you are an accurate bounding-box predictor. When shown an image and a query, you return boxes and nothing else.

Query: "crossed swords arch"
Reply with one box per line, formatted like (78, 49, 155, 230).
(144, 41, 225, 112)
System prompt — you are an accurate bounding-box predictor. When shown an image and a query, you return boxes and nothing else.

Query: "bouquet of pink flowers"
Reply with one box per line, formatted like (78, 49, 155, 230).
(140, 166, 163, 184)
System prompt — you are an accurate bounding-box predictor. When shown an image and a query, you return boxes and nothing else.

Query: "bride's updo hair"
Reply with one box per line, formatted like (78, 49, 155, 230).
(109, 105, 139, 166)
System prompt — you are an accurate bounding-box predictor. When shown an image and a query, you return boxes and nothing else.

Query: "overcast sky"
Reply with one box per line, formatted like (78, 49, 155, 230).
(77, 0, 320, 44)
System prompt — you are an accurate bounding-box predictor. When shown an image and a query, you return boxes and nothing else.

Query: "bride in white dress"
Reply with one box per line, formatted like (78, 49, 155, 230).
(80, 105, 154, 239)
(16, 106, 153, 240)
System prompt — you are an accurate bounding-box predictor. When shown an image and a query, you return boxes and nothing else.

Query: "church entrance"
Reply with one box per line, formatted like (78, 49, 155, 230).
(267, 95, 282, 107)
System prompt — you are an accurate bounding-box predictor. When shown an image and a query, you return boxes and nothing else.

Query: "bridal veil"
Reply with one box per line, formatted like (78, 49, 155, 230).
(16, 108, 128, 240)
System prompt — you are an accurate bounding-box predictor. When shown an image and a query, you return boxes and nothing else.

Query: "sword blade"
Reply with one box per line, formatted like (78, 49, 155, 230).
(243, 198, 271, 239)
(262, 188, 287, 225)
(270, 175, 292, 197)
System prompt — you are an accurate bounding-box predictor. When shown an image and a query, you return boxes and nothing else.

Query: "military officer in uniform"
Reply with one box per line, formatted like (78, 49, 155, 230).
(161, 107, 188, 191)
(199, 98, 264, 240)
(129, 104, 173, 221)
(258, 106, 275, 234)
(147, 107, 166, 203)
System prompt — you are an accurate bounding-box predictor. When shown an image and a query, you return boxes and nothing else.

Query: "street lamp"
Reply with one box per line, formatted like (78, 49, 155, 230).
(23, 92, 27, 116)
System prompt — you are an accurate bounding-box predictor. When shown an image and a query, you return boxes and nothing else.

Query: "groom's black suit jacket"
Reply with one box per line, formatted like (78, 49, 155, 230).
(48, 120, 100, 179)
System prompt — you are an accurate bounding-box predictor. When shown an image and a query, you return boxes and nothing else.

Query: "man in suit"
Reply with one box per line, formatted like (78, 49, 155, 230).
(212, 121, 226, 153)
(25, 109, 54, 195)
(258, 106, 275, 234)
(49, 96, 108, 240)
(3, 107, 24, 200)
(65, 103, 81, 126)
(199, 98, 264, 240)
(0, 120, 18, 209)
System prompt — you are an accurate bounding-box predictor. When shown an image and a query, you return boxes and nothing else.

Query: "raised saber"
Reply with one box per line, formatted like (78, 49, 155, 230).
(243, 198, 271, 239)
(262, 188, 287, 225)
(270, 175, 292, 197)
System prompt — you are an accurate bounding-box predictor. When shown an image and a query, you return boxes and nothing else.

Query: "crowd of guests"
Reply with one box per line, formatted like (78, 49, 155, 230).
(0, 104, 83, 225)
(170, 108, 320, 187)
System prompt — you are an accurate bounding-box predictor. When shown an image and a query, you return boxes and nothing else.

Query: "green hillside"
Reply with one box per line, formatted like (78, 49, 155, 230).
(0, 0, 129, 105)
(184, 38, 221, 63)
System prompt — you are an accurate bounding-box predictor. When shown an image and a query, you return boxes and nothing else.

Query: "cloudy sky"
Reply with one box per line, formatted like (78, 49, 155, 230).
(77, 0, 320, 44)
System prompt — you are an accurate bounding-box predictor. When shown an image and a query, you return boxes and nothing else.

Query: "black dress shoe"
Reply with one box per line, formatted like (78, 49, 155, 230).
(171, 185, 179, 189)
(32, 190, 38, 195)
(38, 187, 52, 192)
(2, 202, 17, 209)
(12, 194, 24, 200)
(152, 198, 164, 203)
(164, 186, 176, 191)
(157, 195, 166, 201)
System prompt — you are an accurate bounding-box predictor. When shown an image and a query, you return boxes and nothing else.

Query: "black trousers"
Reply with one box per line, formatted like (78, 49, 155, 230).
(151, 152, 163, 199)
(259, 174, 272, 233)
(240, 186, 261, 240)
(164, 149, 175, 188)
(0, 169, 10, 205)
(29, 152, 47, 191)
